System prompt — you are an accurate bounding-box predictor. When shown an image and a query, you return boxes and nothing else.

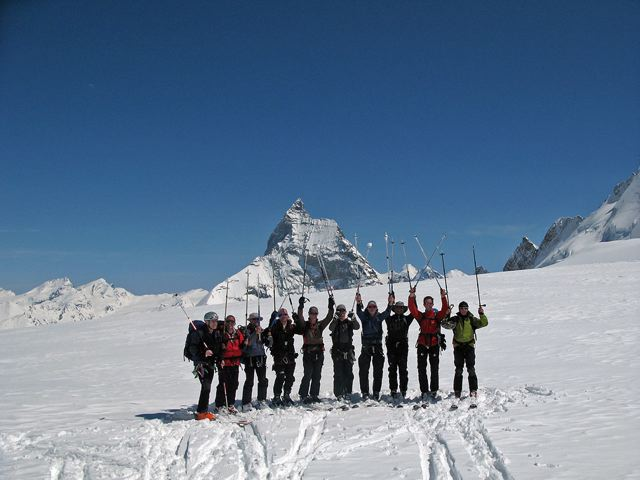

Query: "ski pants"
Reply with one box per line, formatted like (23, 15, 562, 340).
(358, 344, 385, 396)
(331, 346, 355, 398)
(272, 359, 296, 398)
(453, 344, 477, 394)
(417, 344, 440, 394)
(196, 364, 215, 413)
(215, 365, 240, 408)
(242, 356, 268, 405)
(386, 340, 409, 394)
(299, 350, 324, 399)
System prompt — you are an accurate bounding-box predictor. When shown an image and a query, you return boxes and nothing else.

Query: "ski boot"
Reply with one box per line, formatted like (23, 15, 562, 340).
(283, 394, 294, 406)
(195, 411, 216, 421)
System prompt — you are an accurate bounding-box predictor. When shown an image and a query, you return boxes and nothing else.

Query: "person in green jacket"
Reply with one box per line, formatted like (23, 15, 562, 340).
(442, 301, 488, 400)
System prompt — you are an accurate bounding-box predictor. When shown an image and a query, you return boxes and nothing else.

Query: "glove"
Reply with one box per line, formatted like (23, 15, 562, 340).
(298, 296, 306, 307)
(348, 311, 354, 319)
(328, 296, 335, 308)
(292, 312, 299, 321)
(193, 363, 205, 378)
(439, 334, 447, 351)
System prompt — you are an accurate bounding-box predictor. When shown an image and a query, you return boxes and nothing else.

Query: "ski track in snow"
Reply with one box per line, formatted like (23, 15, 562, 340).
(0, 387, 541, 479)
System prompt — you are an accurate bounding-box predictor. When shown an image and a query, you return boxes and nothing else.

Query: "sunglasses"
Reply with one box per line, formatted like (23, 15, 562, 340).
(337, 308, 346, 312)
(367, 305, 377, 309)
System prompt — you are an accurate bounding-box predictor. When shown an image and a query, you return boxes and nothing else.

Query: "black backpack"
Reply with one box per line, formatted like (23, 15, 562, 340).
(183, 320, 205, 361)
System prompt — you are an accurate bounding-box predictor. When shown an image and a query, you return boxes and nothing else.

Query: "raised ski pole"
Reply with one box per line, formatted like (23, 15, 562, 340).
(390, 237, 396, 296)
(401, 240, 413, 290)
(440, 252, 450, 305)
(473, 245, 486, 307)
(223, 278, 230, 319)
(413, 234, 446, 289)
(351, 242, 373, 313)
(318, 251, 334, 298)
(175, 295, 210, 350)
(245, 271, 250, 326)
(272, 267, 277, 312)
(384, 232, 392, 294)
(300, 231, 312, 301)
(257, 274, 262, 321)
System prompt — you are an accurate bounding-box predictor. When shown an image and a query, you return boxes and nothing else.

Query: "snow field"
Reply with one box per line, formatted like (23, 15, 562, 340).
(1, 260, 639, 479)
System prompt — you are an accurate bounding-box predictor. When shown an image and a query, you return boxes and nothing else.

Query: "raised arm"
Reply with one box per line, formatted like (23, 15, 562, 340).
(435, 289, 450, 320)
(408, 289, 423, 320)
(355, 292, 366, 321)
(319, 297, 336, 331)
(378, 293, 395, 321)
(297, 296, 306, 323)
(472, 307, 488, 329)
(350, 316, 361, 330)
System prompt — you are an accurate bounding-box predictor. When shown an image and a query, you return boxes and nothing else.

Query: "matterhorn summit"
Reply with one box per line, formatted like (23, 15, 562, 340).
(204, 199, 381, 305)
(504, 170, 640, 270)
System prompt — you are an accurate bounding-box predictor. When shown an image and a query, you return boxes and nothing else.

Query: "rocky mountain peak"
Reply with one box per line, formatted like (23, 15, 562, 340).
(504, 169, 640, 270)
(205, 200, 381, 306)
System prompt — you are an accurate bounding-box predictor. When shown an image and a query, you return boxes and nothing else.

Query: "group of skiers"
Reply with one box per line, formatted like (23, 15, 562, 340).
(186, 288, 488, 420)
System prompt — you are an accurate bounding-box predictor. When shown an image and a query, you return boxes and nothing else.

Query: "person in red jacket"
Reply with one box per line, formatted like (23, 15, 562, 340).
(215, 315, 245, 414)
(408, 287, 450, 402)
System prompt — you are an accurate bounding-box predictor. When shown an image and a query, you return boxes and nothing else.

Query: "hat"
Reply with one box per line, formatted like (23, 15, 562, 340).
(458, 301, 469, 309)
(367, 301, 377, 308)
(308, 306, 319, 314)
(336, 304, 347, 311)
(393, 301, 408, 314)
(248, 312, 262, 322)
(225, 315, 236, 322)
(204, 312, 219, 321)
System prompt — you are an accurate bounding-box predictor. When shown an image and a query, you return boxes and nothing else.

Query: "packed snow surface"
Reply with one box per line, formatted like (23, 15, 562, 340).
(1, 260, 639, 479)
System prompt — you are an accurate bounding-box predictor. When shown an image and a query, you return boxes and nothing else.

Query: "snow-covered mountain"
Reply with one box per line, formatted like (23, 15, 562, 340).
(446, 269, 467, 279)
(504, 170, 640, 270)
(203, 199, 381, 305)
(0, 278, 134, 329)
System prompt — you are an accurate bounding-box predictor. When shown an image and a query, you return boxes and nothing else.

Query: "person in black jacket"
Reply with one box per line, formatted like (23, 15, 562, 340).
(328, 304, 360, 401)
(268, 307, 304, 406)
(385, 301, 414, 400)
(355, 292, 394, 401)
(188, 311, 223, 420)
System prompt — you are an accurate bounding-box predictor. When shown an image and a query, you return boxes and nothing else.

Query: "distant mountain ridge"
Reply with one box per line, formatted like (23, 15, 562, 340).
(0, 278, 209, 330)
(203, 199, 381, 305)
(0, 278, 133, 329)
(505, 170, 640, 270)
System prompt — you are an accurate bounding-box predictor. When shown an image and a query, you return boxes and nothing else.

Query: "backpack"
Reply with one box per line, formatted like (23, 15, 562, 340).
(183, 320, 205, 361)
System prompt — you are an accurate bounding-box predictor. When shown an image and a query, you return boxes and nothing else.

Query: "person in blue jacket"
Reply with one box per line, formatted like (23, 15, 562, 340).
(355, 292, 394, 401)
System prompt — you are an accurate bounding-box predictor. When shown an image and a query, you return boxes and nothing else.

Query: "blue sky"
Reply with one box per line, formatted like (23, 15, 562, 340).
(1, 0, 639, 294)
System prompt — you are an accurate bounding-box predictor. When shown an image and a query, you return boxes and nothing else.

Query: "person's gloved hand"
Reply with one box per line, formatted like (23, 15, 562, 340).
(439, 334, 447, 351)
(298, 296, 306, 307)
(328, 296, 335, 308)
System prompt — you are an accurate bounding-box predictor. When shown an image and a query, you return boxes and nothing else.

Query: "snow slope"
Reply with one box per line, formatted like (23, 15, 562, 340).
(1, 260, 639, 479)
